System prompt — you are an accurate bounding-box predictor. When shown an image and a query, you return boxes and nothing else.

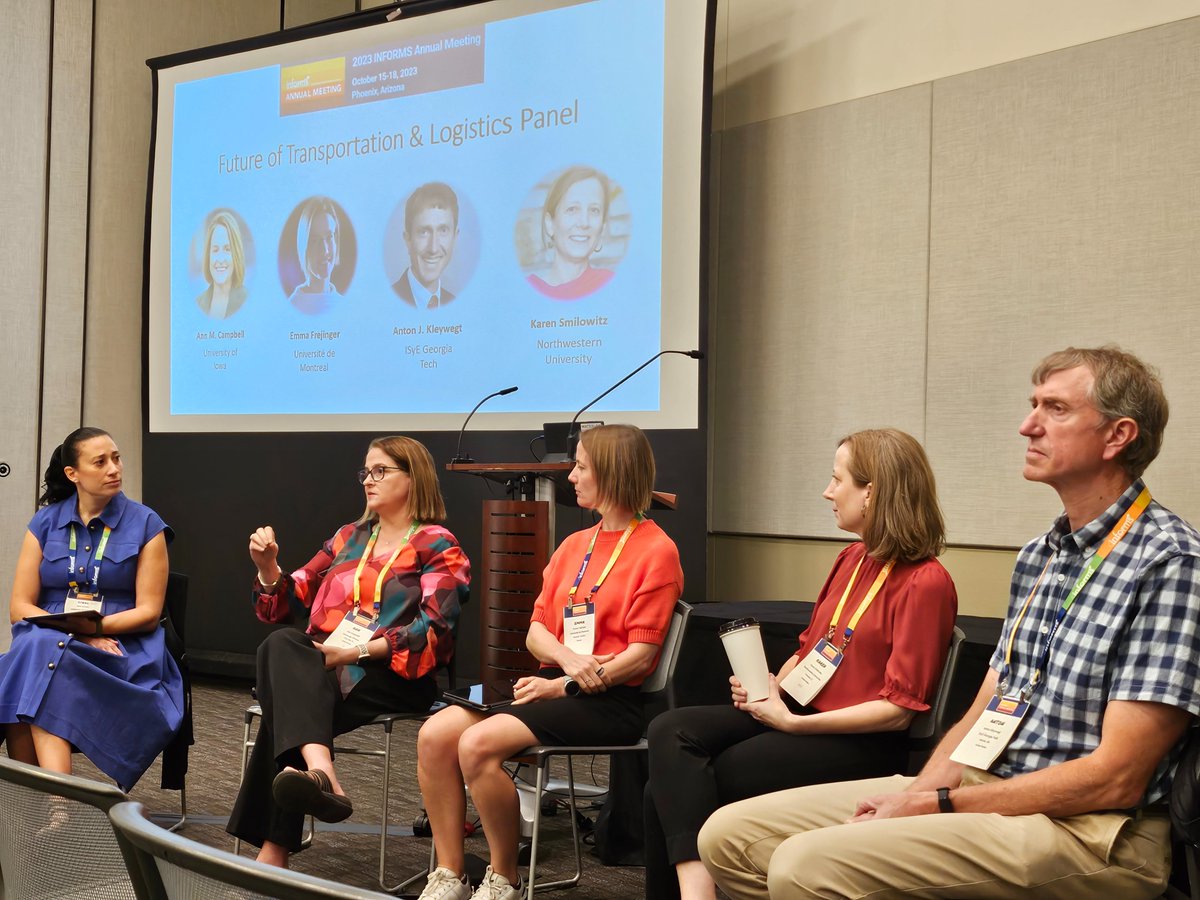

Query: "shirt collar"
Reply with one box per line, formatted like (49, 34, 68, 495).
(406, 269, 441, 307)
(54, 491, 128, 531)
(1049, 478, 1147, 556)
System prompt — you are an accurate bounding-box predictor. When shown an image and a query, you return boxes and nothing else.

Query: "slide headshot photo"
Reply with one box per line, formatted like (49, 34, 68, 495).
(278, 195, 357, 315)
(517, 165, 629, 301)
(193, 209, 253, 320)
(386, 182, 475, 310)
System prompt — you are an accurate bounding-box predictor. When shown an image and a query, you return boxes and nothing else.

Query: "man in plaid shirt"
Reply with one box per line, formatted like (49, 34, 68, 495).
(699, 346, 1200, 898)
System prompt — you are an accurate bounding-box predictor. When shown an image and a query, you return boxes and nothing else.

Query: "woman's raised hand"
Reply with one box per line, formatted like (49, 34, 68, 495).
(249, 526, 280, 583)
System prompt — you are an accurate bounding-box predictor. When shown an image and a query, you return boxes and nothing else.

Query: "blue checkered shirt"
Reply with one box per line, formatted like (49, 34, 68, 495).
(988, 479, 1200, 805)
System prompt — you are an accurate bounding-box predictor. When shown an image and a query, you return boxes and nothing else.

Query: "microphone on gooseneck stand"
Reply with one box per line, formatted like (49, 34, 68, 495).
(451, 386, 519, 464)
(567, 349, 704, 459)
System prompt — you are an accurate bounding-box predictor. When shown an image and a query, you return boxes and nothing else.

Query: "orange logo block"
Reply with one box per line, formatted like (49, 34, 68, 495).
(281, 57, 347, 116)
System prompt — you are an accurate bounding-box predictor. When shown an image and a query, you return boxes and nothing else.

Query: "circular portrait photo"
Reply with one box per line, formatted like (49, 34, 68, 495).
(190, 209, 255, 320)
(278, 195, 358, 315)
(383, 181, 480, 310)
(515, 165, 629, 301)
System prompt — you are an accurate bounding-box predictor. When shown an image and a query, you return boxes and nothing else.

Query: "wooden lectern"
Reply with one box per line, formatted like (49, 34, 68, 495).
(446, 463, 571, 696)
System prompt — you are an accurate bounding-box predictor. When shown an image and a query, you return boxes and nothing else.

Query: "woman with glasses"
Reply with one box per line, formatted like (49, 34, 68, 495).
(413, 425, 683, 900)
(226, 436, 470, 869)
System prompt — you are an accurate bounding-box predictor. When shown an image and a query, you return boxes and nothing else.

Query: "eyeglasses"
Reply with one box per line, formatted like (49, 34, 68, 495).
(356, 465, 405, 484)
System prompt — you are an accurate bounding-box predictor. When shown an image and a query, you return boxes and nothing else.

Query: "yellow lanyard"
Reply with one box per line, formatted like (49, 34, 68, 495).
(352, 521, 420, 618)
(566, 517, 641, 604)
(824, 555, 895, 649)
(999, 487, 1151, 697)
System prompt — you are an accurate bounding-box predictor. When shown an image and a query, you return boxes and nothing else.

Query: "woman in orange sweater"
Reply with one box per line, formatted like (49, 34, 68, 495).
(414, 424, 683, 900)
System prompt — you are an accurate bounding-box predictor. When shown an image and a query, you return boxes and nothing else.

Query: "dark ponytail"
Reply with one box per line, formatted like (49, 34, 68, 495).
(38, 427, 110, 508)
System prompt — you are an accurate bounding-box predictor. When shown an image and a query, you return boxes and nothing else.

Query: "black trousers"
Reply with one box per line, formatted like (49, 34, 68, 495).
(226, 628, 437, 851)
(643, 704, 908, 900)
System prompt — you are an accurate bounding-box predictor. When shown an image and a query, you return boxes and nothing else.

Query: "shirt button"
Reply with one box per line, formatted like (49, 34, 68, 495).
(47, 663, 55, 670)
(84, 546, 91, 552)
(1056, 574, 1066, 583)
(57, 641, 65, 648)
(1040, 626, 1050, 634)
(78, 567, 85, 573)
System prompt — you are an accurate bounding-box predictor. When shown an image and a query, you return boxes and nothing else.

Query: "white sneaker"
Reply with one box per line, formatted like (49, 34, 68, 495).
(417, 866, 471, 900)
(470, 865, 523, 900)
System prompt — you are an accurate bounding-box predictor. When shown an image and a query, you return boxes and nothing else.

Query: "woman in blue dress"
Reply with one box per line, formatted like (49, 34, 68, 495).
(0, 426, 184, 790)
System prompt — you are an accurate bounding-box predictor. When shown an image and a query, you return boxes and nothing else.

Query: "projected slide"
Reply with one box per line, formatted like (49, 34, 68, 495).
(150, 0, 706, 431)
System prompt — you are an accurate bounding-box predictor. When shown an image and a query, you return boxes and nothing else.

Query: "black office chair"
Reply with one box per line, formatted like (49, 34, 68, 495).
(510, 599, 693, 897)
(112, 801, 394, 899)
(155, 571, 192, 831)
(234, 658, 455, 893)
(0, 756, 136, 899)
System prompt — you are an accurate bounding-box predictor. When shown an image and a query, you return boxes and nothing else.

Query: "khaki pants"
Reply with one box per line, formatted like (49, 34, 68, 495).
(697, 772, 1171, 899)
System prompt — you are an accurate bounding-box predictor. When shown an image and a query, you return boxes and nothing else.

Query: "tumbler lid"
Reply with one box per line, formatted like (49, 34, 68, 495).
(718, 617, 760, 636)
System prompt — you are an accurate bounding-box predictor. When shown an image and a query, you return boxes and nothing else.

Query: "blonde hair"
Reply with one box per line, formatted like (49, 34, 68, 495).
(204, 211, 245, 288)
(1032, 346, 1167, 479)
(840, 428, 945, 562)
(579, 424, 655, 516)
(357, 435, 446, 524)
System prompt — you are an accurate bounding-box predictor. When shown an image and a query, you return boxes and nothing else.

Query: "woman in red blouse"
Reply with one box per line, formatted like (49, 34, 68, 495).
(225, 435, 470, 869)
(413, 425, 683, 900)
(644, 428, 958, 900)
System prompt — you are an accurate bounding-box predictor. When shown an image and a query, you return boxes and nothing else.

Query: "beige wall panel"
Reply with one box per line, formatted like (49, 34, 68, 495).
(87, 0, 280, 496)
(284, 0, 354, 29)
(40, 0, 94, 465)
(719, 0, 1200, 128)
(927, 18, 1200, 547)
(711, 85, 931, 537)
(711, 535, 1015, 619)
(0, 3, 52, 651)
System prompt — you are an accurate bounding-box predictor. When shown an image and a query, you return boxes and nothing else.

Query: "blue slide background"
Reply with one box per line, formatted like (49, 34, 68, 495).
(169, 0, 665, 416)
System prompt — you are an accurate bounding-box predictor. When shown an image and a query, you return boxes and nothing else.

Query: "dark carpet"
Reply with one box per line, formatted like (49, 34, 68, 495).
(82, 677, 653, 898)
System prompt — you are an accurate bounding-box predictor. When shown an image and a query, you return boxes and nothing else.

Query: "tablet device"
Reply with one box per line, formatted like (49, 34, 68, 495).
(443, 682, 514, 712)
(25, 610, 103, 633)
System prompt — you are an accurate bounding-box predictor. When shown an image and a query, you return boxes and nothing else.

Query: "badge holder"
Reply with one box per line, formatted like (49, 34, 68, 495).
(65, 587, 103, 615)
(779, 638, 844, 706)
(563, 600, 596, 655)
(324, 611, 380, 650)
(949, 692, 1030, 770)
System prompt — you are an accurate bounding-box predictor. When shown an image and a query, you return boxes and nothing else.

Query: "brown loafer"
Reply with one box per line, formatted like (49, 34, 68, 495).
(271, 768, 353, 823)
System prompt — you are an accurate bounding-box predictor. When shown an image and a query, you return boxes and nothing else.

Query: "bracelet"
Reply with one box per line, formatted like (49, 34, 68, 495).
(257, 572, 281, 590)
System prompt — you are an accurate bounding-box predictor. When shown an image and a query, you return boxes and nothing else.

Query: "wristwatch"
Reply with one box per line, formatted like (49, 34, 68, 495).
(356, 643, 371, 663)
(936, 786, 954, 813)
(562, 675, 581, 696)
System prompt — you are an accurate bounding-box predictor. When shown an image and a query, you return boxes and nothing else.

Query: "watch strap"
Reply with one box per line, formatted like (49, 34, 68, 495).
(936, 786, 954, 813)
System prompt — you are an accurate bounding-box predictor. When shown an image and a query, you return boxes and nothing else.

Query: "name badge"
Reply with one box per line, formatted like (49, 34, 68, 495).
(949, 694, 1030, 770)
(324, 611, 379, 650)
(64, 588, 103, 615)
(563, 600, 596, 655)
(778, 638, 843, 706)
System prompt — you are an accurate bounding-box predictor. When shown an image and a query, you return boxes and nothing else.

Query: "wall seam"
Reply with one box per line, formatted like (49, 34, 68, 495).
(35, 0, 57, 504)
